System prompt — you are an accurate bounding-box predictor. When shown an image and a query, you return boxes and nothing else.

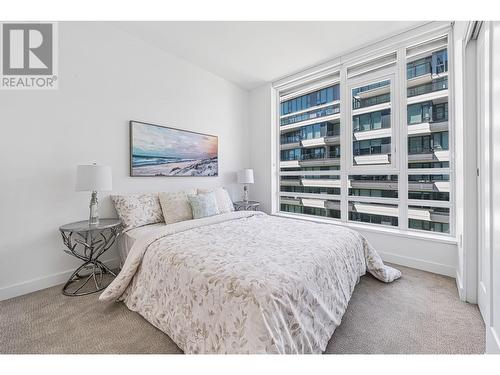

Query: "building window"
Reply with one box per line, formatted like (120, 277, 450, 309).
(353, 137, 391, 156)
(349, 175, 398, 198)
(408, 132, 449, 154)
(407, 102, 448, 125)
(353, 109, 391, 132)
(407, 57, 431, 79)
(407, 77, 448, 98)
(408, 102, 432, 124)
(408, 207, 450, 234)
(405, 39, 450, 234)
(276, 34, 452, 235)
(349, 201, 399, 227)
(350, 77, 393, 167)
(280, 85, 340, 126)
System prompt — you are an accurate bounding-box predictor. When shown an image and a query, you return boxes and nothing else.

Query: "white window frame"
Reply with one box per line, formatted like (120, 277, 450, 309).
(271, 22, 456, 242)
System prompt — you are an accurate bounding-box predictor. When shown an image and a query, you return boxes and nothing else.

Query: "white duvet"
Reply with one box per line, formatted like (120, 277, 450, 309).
(100, 211, 400, 353)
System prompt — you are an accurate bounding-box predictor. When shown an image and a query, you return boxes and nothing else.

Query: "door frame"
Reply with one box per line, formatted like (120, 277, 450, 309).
(474, 22, 490, 324)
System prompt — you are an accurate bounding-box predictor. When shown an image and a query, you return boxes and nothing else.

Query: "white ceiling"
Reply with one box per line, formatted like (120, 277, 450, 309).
(116, 21, 425, 90)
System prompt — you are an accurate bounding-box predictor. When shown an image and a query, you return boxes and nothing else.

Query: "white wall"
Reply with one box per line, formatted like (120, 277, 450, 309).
(248, 78, 458, 278)
(0, 22, 249, 300)
(248, 84, 273, 212)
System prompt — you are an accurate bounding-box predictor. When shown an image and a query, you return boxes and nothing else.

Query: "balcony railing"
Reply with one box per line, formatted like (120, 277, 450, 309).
(280, 104, 340, 126)
(326, 128, 341, 137)
(353, 117, 391, 133)
(408, 111, 448, 125)
(352, 93, 390, 110)
(352, 80, 390, 96)
(302, 152, 340, 161)
(281, 128, 341, 145)
(407, 60, 448, 80)
(282, 151, 340, 162)
(407, 61, 432, 80)
(407, 78, 448, 98)
(353, 143, 391, 156)
(280, 135, 301, 144)
(408, 146, 448, 155)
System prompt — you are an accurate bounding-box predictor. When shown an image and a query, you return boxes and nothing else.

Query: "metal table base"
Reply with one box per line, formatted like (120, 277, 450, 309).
(59, 220, 120, 296)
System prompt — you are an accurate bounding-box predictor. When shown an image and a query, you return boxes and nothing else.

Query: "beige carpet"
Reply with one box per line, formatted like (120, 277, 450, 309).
(0, 264, 485, 354)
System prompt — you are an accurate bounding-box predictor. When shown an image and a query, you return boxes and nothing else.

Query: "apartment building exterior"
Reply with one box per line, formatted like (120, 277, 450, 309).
(279, 41, 450, 234)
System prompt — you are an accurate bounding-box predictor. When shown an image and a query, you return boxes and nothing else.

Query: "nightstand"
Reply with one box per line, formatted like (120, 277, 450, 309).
(59, 219, 121, 296)
(233, 200, 260, 211)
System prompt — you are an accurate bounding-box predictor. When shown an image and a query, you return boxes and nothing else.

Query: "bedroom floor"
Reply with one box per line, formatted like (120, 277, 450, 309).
(0, 264, 485, 354)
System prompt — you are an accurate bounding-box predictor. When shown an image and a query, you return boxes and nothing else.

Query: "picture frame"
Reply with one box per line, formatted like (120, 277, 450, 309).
(129, 120, 218, 177)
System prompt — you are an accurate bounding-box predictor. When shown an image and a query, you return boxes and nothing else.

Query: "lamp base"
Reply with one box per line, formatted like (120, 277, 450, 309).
(243, 185, 249, 203)
(89, 191, 99, 225)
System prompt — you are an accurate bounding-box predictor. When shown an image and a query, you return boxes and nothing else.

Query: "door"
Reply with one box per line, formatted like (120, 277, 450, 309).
(476, 22, 490, 324)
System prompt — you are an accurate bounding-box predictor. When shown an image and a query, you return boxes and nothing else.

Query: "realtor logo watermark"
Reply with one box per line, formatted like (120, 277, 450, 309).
(0, 22, 58, 89)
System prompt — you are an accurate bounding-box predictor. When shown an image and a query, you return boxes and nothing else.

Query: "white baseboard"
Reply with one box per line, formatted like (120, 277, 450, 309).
(455, 270, 466, 301)
(487, 327, 500, 354)
(0, 257, 121, 301)
(378, 251, 456, 278)
(1, 253, 455, 301)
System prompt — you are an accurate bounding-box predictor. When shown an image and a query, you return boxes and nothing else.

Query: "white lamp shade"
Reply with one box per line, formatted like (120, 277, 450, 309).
(75, 164, 112, 192)
(237, 169, 254, 184)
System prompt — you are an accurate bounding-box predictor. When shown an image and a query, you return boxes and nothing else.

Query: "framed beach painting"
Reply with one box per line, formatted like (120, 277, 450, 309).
(130, 121, 218, 177)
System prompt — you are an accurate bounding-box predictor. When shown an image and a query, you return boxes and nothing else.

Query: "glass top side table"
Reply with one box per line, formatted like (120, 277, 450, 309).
(59, 219, 121, 296)
(233, 200, 260, 211)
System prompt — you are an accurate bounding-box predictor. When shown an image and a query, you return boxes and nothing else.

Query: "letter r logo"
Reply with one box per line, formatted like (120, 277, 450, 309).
(2, 23, 53, 75)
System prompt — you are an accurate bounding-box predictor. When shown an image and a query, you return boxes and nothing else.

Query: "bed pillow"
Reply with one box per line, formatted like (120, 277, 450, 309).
(110, 193, 164, 231)
(159, 189, 197, 224)
(197, 187, 234, 213)
(188, 192, 220, 219)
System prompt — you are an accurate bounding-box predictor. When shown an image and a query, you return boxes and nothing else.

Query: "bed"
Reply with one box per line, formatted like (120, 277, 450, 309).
(101, 210, 400, 354)
(116, 223, 165, 267)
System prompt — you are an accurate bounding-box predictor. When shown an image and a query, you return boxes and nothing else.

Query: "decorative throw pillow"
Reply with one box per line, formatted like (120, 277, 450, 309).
(159, 189, 197, 224)
(188, 192, 220, 219)
(197, 187, 234, 213)
(110, 193, 164, 231)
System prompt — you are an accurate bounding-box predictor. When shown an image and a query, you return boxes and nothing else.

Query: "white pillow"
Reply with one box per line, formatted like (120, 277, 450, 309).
(197, 187, 234, 214)
(159, 189, 197, 224)
(111, 193, 164, 231)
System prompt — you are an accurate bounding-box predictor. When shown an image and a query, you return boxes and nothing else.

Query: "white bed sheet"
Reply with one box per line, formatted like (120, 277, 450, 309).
(117, 223, 166, 267)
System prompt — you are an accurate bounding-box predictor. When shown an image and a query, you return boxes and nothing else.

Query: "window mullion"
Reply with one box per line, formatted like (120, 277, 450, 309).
(398, 46, 409, 231)
(340, 66, 349, 222)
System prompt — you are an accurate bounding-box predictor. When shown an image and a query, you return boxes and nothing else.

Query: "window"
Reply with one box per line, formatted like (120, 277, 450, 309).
(407, 57, 431, 79)
(408, 206, 450, 233)
(280, 85, 340, 126)
(353, 109, 390, 132)
(276, 33, 453, 236)
(349, 202, 399, 227)
(408, 132, 449, 154)
(434, 102, 448, 122)
(407, 77, 448, 97)
(408, 174, 450, 203)
(407, 102, 448, 125)
(349, 175, 398, 198)
(407, 102, 432, 124)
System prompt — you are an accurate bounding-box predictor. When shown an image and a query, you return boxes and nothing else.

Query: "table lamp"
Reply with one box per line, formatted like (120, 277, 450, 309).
(237, 169, 254, 203)
(75, 164, 112, 225)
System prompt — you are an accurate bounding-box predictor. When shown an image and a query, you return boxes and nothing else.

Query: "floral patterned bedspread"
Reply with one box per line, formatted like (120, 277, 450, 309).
(100, 211, 400, 353)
